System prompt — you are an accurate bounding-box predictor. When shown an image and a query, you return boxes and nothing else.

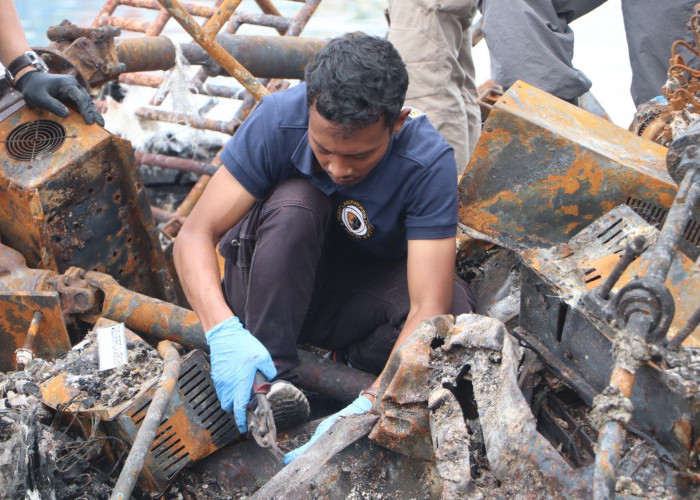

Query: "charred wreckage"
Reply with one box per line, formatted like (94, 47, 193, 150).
(0, 1, 699, 499)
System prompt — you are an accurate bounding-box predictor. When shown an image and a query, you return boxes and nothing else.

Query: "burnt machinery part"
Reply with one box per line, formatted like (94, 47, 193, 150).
(613, 278, 675, 345)
(593, 117, 700, 497)
(0, 104, 177, 303)
(666, 118, 700, 185)
(519, 205, 699, 465)
(459, 81, 700, 261)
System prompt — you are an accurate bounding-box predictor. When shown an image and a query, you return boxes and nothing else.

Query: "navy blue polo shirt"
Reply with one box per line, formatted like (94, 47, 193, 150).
(220, 83, 458, 261)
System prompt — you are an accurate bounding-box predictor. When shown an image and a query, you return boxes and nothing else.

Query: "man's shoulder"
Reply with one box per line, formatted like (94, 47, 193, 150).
(391, 110, 454, 168)
(263, 83, 310, 130)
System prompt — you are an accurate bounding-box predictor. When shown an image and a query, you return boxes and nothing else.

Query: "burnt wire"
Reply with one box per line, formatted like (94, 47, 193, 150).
(51, 394, 129, 476)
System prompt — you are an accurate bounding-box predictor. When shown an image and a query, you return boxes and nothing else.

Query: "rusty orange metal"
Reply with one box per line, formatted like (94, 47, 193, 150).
(0, 291, 70, 372)
(459, 81, 699, 257)
(0, 105, 177, 302)
(369, 316, 455, 461)
(41, 21, 124, 89)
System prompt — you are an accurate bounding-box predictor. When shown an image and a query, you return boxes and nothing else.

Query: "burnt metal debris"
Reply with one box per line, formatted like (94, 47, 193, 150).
(630, 4, 700, 147)
(0, 0, 699, 498)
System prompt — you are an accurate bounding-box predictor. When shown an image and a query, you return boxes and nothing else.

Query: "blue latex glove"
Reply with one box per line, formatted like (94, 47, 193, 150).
(283, 395, 372, 464)
(205, 316, 277, 433)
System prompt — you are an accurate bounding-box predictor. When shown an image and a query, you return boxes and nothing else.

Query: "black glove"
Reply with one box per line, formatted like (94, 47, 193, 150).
(15, 71, 105, 126)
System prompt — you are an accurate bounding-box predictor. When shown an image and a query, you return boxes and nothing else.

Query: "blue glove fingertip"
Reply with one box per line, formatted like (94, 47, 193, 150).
(234, 406, 247, 434)
(355, 395, 373, 413)
(283, 445, 306, 464)
(259, 357, 277, 381)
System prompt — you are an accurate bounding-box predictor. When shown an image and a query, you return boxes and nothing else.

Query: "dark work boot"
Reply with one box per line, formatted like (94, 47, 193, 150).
(267, 380, 310, 431)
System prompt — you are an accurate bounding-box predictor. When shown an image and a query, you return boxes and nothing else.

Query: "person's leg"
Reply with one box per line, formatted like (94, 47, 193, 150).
(479, 0, 604, 101)
(456, 15, 482, 158)
(387, 0, 478, 174)
(621, 0, 699, 107)
(300, 258, 476, 374)
(220, 178, 331, 381)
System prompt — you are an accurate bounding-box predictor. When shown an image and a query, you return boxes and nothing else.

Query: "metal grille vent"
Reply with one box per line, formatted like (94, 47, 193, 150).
(179, 361, 236, 448)
(4, 119, 66, 161)
(626, 196, 700, 247)
(124, 352, 236, 484)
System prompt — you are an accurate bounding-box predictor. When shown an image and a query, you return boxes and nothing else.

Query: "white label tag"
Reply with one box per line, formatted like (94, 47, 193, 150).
(96, 323, 128, 371)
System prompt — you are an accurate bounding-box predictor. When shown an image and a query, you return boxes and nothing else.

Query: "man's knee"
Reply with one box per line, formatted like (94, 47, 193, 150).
(257, 179, 332, 243)
(452, 276, 477, 314)
(263, 178, 331, 215)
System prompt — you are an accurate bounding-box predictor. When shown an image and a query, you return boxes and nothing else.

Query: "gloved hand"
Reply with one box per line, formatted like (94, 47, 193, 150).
(15, 71, 105, 126)
(206, 316, 277, 433)
(283, 394, 373, 464)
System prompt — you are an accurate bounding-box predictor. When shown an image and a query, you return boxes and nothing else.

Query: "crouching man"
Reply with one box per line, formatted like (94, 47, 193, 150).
(173, 34, 475, 463)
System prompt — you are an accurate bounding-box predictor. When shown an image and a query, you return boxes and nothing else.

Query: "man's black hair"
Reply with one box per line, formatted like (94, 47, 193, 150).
(305, 34, 408, 131)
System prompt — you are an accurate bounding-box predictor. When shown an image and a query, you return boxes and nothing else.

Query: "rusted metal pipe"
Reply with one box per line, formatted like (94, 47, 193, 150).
(0, 239, 54, 292)
(14, 310, 42, 370)
(595, 235, 646, 300)
(119, 73, 163, 87)
(593, 314, 650, 500)
(150, 205, 183, 225)
(293, 349, 375, 404)
(253, 0, 285, 34)
(110, 340, 181, 500)
(204, 0, 241, 38)
(647, 171, 700, 283)
(157, 0, 268, 100)
(135, 108, 237, 134)
(135, 151, 219, 176)
(161, 173, 214, 239)
(116, 36, 177, 73)
(286, 0, 322, 37)
(120, 0, 216, 17)
(229, 11, 292, 33)
(179, 35, 327, 79)
(668, 303, 700, 349)
(85, 271, 208, 350)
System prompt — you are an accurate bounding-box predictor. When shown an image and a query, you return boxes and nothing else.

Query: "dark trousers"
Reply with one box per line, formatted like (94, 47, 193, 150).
(220, 179, 476, 380)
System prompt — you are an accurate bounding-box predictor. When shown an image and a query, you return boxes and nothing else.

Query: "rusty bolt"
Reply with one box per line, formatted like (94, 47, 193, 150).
(74, 291, 89, 309)
(484, 125, 493, 133)
(63, 275, 71, 286)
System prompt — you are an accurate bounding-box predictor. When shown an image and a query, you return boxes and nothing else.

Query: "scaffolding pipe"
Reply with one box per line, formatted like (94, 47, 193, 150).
(157, 0, 268, 100)
(111, 340, 181, 500)
(135, 151, 219, 176)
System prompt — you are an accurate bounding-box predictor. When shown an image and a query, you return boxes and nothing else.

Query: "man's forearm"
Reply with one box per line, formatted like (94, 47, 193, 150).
(0, 0, 32, 65)
(173, 229, 235, 332)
